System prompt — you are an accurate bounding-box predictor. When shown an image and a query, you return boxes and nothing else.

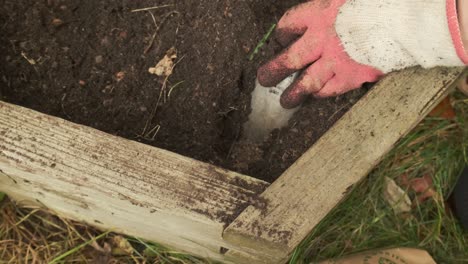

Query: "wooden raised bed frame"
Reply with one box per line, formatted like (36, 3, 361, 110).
(0, 67, 466, 263)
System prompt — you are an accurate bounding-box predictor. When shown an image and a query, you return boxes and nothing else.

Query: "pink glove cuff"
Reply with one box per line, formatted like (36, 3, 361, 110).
(448, 0, 468, 64)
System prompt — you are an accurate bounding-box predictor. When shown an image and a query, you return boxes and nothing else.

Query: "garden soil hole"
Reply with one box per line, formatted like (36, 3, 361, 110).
(0, 0, 367, 182)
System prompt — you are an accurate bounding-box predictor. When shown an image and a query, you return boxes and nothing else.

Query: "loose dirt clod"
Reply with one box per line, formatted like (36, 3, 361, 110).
(51, 18, 64, 26)
(115, 71, 126, 82)
(95, 55, 104, 64)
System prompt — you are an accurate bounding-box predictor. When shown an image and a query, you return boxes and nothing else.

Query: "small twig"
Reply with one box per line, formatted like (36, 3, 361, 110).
(140, 99, 161, 140)
(61, 93, 72, 120)
(249, 23, 276, 61)
(144, 11, 180, 54)
(226, 127, 242, 159)
(21, 52, 36, 65)
(163, 55, 185, 103)
(49, 231, 110, 264)
(217, 107, 238, 117)
(328, 102, 350, 122)
(20, 51, 41, 75)
(145, 125, 161, 141)
(160, 75, 169, 104)
(131, 5, 173, 13)
(148, 11, 158, 27)
(15, 209, 39, 226)
(167, 80, 185, 99)
(140, 79, 167, 139)
(139, 55, 185, 139)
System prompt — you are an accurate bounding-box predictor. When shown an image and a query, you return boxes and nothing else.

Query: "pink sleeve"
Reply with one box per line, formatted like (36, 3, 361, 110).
(458, 0, 468, 50)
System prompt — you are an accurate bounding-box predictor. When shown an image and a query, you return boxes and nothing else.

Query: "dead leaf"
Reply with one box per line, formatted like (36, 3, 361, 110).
(458, 76, 468, 96)
(90, 240, 112, 254)
(410, 174, 437, 203)
(383, 177, 412, 214)
(399, 173, 438, 204)
(111, 235, 134, 256)
(428, 96, 456, 119)
(149, 47, 177, 77)
(86, 240, 113, 264)
(344, 239, 353, 250)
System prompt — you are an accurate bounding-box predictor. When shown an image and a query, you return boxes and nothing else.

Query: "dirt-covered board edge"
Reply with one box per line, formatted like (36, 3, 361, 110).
(0, 101, 271, 263)
(223, 66, 467, 264)
(0, 67, 466, 264)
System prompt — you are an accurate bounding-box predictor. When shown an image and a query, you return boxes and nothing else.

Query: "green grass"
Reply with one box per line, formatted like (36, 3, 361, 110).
(291, 93, 468, 263)
(49, 231, 110, 264)
(1, 94, 466, 263)
(249, 23, 276, 61)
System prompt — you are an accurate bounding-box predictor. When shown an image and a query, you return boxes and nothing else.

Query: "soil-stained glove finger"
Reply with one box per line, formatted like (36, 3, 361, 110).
(314, 77, 349, 98)
(275, 3, 311, 46)
(280, 60, 334, 108)
(280, 80, 308, 109)
(257, 32, 321, 87)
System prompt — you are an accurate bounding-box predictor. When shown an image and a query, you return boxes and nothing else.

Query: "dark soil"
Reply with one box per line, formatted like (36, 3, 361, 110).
(0, 0, 367, 182)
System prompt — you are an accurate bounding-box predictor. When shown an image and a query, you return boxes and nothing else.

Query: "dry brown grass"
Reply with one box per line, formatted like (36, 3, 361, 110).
(0, 199, 206, 264)
(1, 200, 102, 263)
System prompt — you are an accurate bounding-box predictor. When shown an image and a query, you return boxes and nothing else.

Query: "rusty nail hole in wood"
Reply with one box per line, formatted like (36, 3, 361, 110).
(219, 247, 229, 255)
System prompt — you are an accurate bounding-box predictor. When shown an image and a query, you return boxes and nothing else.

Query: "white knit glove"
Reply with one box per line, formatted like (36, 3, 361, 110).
(336, 0, 468, 73)
(257, 0, 468, 108)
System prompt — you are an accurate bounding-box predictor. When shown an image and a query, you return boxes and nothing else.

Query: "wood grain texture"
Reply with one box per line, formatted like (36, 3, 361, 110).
(223, 67, 466, 263)
(0, 101, 269, 263)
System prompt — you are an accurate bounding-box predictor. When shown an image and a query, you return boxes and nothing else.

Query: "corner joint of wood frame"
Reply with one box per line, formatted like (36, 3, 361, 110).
(223, 228, 290, 263)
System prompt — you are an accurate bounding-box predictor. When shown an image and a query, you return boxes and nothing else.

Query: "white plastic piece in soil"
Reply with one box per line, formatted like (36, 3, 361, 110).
(244, 73, 300, 142)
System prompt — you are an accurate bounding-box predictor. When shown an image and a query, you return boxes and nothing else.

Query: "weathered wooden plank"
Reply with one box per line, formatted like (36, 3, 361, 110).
(223, 67, 466, 263)
(0, 101, 269, 263)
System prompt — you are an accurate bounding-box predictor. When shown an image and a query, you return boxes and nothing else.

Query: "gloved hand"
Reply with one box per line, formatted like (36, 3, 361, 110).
(258, 0, 468, 109)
